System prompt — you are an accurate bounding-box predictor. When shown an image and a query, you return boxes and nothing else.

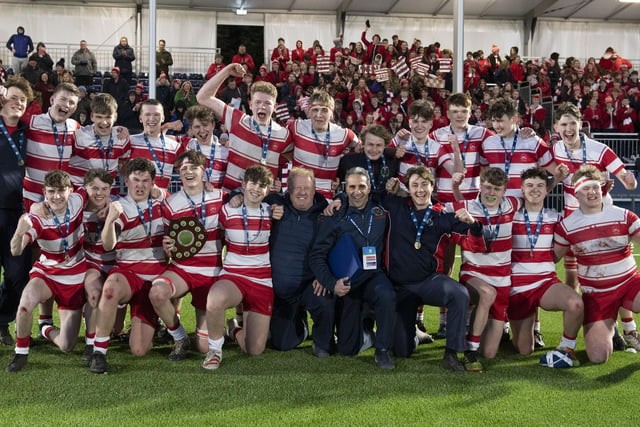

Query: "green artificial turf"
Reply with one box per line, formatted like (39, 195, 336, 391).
(1, 255, 640, 426)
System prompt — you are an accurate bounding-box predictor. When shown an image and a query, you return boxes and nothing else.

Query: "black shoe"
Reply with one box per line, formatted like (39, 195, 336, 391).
(613, 331, 627, 351)
(374, 349, 395, 370)
(168, 337, 190, 361)
(435, 324, 447, 339)
(89, 352, 108, 374)
(312, 343, 330, 358)
(0, 326, 14, 346)
(416, 319, 427, 333)
(534, 331, 545, 349)
(5, 353, 28, 372)
(81, 344, 93, 362)
(441, 351, 465, 372)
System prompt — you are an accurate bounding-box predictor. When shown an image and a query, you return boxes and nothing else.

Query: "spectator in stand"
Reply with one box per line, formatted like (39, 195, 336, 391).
(32, 42, 53, 76)
(599, 47, 633, 74)
(231, 44, 255, 74)
(601, 96, 617, 130)
(269, 61, 286, 89)
(361, 23, 386, 65)
(71, 40, 97, 87)
(350, 42, 368, 66)
(487, 45, 502, 83)
(116, 90, 142, 133)
(5, 26, 33, 74)
(431, 105, 449, 131)
(523, 94, 546, 127)
(174, 80, 197, 109)
(206, 54, 225, 80)
(616, 97, 637, 133)
(271, 38, 290, 70)
(71, 85, 90, 123)
(102, 67, 129, 107)
(51, 59, 66, 86)
(330, 36, 344, 62)
(155, 71, 173, 118)
(291, 40, 305, 63)
(112, 36, 135, 84)
(510, 55, 525, 84)
(155, 39, 173, 78)
(34, 71, 55, 111)
(254, 64, 271, 84)
(20, 56, 40, 86)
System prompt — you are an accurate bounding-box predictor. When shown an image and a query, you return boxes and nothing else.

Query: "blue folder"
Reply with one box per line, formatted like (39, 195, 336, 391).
(329, 234, 362, 280)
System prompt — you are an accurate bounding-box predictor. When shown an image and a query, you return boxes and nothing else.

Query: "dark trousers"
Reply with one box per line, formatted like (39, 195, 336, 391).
(338, 270, 396, 356)
(0, 209, 32, 326)
(393, 273, 469, 357)
(270, 284, 336, 352)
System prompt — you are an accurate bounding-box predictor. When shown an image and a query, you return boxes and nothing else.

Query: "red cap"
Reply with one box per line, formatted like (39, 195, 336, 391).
(111, 67, 120, 74)
(136, 83, 144, 89)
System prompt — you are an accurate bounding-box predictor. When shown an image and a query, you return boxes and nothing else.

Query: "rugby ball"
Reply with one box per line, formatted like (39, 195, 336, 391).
(539, 349, 575, 368)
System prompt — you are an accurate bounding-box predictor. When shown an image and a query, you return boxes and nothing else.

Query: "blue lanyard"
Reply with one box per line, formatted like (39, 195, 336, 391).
(409, 135, 427, 166)
(135, 198, 154, 243)
(564, 133, 587, 169)
(479, 199, 503, 243)
(365, 156, 388, 190)
(499, 130, 518, 175)
(195, 142, 216, 182)
(523, 208, 543, 255)
(143, 134, 166, 176)
(252, 119, 272, 165)
(409, 204, 432, 250)
(311, 127, 331, 161)
(184, 190, 206, 226)
(50, 118, 67, 169)
(347, 208, 374, 246)
(241, 203, 264, 246)
(48, 206, 71, 259)
(94, 132, 114, 170)
(450, 126, 470, 167)
(0, 118, 25, 166)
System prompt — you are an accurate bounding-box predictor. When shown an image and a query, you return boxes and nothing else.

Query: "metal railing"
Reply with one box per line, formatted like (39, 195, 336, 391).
(2, 44, 220, 76)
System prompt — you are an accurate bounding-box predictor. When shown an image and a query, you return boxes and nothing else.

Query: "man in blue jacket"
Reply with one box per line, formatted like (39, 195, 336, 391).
(267, 167, 335, 356)
(309, 167, 396, 369)
(5, 26, 34, 74)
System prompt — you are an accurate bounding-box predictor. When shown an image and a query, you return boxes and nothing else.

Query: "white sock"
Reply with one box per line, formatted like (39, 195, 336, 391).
(168, 324, 188, 341)
(208, 336, 224, 352)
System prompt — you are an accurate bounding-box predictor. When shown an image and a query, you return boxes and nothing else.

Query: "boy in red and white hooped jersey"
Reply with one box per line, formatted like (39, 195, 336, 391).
(390, 100, 462, 188)
(6, 170, 87, 372)
(202, 165, 283, 370)
(181, 105, 229, 189)
(89, 158, 165, 374)
(122, 99, 184, 190)
(68, 93, 130, 194)
(449, 167, 519, 371)
(149, 151, 226, 360)
(509, 167, 583, 365)
(196, 63, 293, 192)
(23, 83, 80, 210)
(551, 103, 636, 217)
(434, 93, 492, 338)
(555, 165, 640, 364)
(481, 99, 558, 198)
(550, 103, 637, 344)
(81, 168, 121, 360)
(289, 89, 359, 200)
(434, 92, 493, 203)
